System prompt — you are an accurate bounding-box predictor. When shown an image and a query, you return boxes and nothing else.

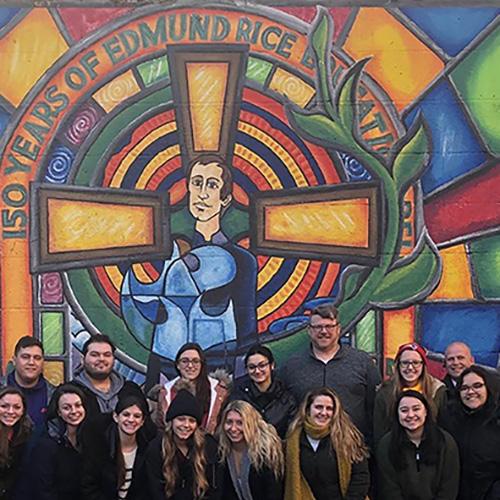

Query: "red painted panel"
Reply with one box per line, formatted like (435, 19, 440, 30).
(424, 163, 500, 245)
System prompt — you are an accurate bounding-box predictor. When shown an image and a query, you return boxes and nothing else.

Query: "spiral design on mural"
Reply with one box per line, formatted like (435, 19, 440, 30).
(278, 75, 312, 106)
(339, 152, 372, 181)
(65, 104, 100, 145)
(45, 146, 74, 183)
(40, 272, 63, 304)
(101, 78, 136, 107)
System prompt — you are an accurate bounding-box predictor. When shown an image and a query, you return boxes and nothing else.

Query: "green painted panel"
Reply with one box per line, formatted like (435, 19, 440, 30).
(451, 26, 500, 155)
(469, 233, 500, 299)
(246, 57, 273, 85)
(76, 87, 172, 185)
(355, 310, 376, 353)
(137, 55, 170, 87)
(41, 312, 64, 355)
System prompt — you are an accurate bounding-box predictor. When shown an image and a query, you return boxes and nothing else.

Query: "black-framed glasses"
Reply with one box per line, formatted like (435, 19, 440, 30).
(247, 361, 270, 372)
(178, 358, 201, 367)
(309, 323, 339, 333)
(459, 382, 485, 393)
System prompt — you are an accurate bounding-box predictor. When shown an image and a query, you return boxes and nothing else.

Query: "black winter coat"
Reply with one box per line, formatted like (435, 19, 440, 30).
(81, 416, 151, 500)
(230, 377, 296, 438)
(299, 432, 370, 500)
(442, 398, 500, 500)
(220, 460, 283, 500)
(31, 419, 83, 500)
(145, 434, 220, 500)
(0, 436, 30, 500)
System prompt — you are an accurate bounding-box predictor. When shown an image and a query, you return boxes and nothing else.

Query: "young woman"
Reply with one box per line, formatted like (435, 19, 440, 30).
(82, 393, 152, 500)
(158, 343, 229, 433)
(146, 389, 219, 500)
(376, 390, 459, 499)
(0, 387, 32, 500)
(31, 384, 88, 500)
(230, 345, 296, 438)
(442, 366, 500, 500)
(284, 387, 369, 500)
(218, 400, 284, 499)
(373, 342, 446, 445)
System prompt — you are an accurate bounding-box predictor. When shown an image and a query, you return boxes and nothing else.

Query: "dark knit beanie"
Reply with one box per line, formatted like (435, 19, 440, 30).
(165, 389, 202, 424)
(115, 394, 148, 417)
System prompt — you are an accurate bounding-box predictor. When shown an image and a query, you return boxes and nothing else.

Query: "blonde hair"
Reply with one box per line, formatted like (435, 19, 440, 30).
(161, 422, 208, 498)
(288, 388, 368, 464)
(217, 400, 284, 478)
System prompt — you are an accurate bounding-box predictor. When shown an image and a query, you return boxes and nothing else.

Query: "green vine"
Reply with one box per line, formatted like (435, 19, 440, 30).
(287, 9, 441, 331)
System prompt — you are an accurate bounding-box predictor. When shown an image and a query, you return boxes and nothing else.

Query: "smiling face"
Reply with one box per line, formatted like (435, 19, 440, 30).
(83, 341, 114, 380)
(246, 353, 273, 387)
(398, 350, 424, 387)
(460, 372, 488, 411)
(171, 415, 198, 442)
(398, 396, 427, 434)
(445, 343, 474, 381)
(114, 404, 144, 436)
(188, 162, 231, 223)
(308, 314, 341, 353)
(308, 395, 334, 428)
(13, 346, 44, 386)
(58, 393, 86, 428)
(176, 349, 202, 381)
(0, 393, 24, 428)
(224, 410, 245, 445)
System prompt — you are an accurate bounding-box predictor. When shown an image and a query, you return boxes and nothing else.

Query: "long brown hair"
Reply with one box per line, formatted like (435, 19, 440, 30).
(217, 400, 284, 478)
(176, 343, 211, 418)
(161, 422, 208, 498)
(0, 387, 32, 467)
(288, 387, 368, 464)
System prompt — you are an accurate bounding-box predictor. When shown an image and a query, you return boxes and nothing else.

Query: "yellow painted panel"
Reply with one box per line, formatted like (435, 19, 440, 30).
(93, 70, 141, 113)
(47, 199, 154, 252)
(269, 67, 315, 108)
(344, 8, 444, 111)
(0, 9, 68, 106)
(187, 62, 228, 151)
(264, 198, 370, 247)
(383, 307, 415, 376)
(428, 245, 474, 300)
(43, 361, 65, 386)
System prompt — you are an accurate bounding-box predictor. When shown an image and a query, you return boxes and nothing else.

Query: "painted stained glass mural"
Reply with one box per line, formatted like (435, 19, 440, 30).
(0, 4, 499, 385)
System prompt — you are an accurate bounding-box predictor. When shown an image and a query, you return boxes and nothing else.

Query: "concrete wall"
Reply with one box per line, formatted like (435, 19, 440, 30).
(0, 3, 498, 383)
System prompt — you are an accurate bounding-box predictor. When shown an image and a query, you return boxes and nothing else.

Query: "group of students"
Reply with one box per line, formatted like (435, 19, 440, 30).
(0, 335, 499, 500)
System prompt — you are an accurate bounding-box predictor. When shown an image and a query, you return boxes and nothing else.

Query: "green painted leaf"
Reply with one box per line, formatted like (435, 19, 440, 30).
(336, 59, 370, 132)
(370, 232, 441, 307)
(311, 9, 330, 63)
(392, 116, 429, 194)
(339, 266, 367, 301)
(288, 108, 350, 150)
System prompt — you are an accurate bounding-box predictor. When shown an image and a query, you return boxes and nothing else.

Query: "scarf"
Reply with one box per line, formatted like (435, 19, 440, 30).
(284, 418, 351, 500)
(227, 450, 253, 500)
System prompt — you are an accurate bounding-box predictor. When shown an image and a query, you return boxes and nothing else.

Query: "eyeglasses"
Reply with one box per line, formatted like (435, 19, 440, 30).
(459, 382, 485, 393)
(247, 361, 270, 372)
(399, 360, 423, 368)
(309, 323, 339, 333)
(178, 358, 201, 367)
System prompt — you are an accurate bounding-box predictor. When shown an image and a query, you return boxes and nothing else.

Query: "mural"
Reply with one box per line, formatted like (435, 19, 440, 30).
(0, 4, 499, 385)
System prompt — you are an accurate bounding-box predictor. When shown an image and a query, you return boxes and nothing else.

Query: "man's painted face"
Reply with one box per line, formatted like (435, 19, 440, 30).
(188, 162, 231, 222)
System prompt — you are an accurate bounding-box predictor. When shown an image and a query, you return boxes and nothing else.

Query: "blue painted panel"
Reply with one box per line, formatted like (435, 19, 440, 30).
(0, 8, 21, 30)
(404, 78, 487, 196)
(0, 108, 10, 136)
(420, 303, 500, 367)
(401, 7, 499, 57)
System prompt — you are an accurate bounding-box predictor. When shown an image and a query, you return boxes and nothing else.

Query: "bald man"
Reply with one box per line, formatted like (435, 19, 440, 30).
(443, 342, 475, 402)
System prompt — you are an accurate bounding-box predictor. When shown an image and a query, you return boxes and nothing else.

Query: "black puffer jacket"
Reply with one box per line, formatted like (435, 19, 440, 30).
(31, 418, 84, 500)
(230, 376, 297, 438)
(442, 397, 500, 500)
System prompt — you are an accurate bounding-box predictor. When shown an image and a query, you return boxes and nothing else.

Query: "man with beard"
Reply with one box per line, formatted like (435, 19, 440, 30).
(71, 334, 145, 421)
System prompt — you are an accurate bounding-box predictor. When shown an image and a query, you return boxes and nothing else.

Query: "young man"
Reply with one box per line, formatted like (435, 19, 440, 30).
(1, 336, 55, 429)
(280, 303, 381, 444)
